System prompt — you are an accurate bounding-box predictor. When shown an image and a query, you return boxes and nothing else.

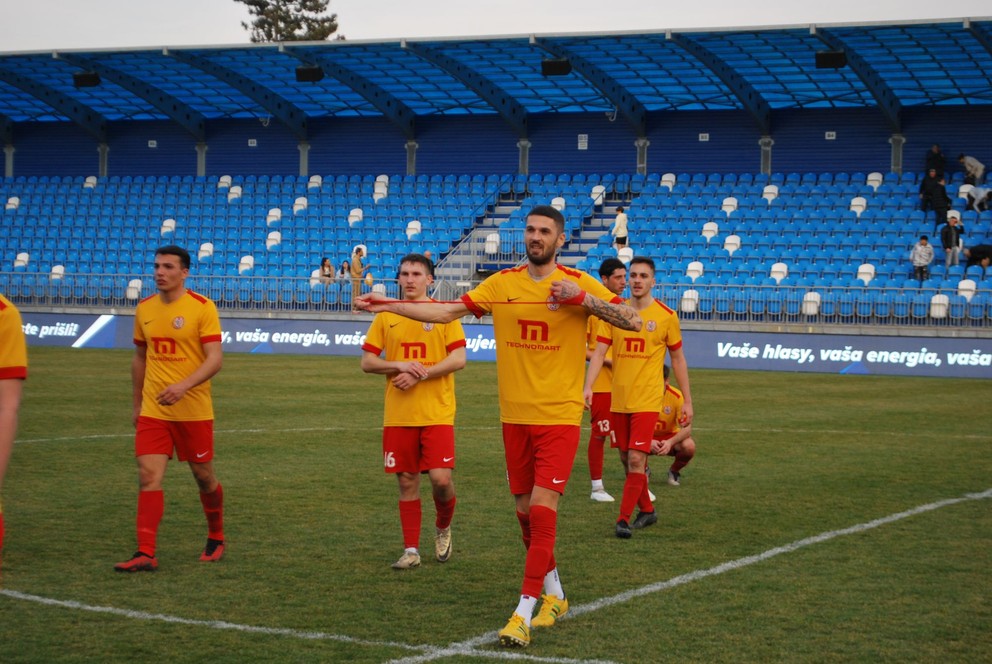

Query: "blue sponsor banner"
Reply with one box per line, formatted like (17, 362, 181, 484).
(20, 312, 992, 377)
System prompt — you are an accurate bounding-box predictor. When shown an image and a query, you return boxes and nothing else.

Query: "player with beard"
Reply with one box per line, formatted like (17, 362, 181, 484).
(356, 205, 641, 648)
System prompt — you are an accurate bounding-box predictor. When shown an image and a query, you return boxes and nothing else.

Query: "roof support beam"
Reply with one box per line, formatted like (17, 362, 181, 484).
(286, 49, 416, 139)
(669, 34, 771, 134)
(813, 27, 901, 133)
(534, 38, 647, 137)
(0, 65, 107, 142)
(167, 49, 309, 141)
(56, 52, 206, 141)
(403, 42, 529, 138)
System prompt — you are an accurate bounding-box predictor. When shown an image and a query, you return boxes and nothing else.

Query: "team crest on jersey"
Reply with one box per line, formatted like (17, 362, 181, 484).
(422, 322, 434, 331)
(546, 296, 561, 311)
(663, 406, 672, 415)
(172, 316, 185, 330)
(646, 320, 657, 332)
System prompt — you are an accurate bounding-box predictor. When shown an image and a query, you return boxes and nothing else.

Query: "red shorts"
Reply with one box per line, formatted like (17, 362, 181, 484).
(135, 416, 214, 462)
(611, 412, 658, 454)
(382, 425, 455, 474)
(589, 392, 615, 445)
(502, 423, 579, 495)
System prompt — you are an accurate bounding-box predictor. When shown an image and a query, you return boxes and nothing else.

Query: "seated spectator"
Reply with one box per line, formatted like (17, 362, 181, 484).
(958, 154, 986, 185)
(963, 244, 992, 278)
(335, 259, 351, 303)
(318, 257, 333, 284)
(940, 216, 965, 268)
(910, 236, 934, 282)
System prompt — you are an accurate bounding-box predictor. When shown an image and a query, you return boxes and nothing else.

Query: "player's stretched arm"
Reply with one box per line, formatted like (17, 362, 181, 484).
(155, 341, 223, 407)
(670, 346, 693, 425)
(549, 279, 641, 331)
(355, 292, 469, 323)
(583, 341, 609, 407)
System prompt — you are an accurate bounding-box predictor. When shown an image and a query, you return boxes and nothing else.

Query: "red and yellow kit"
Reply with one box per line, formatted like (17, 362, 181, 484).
(594, 298, 682, 414)
(653, 383, 685, 440)
(362, 310, 466, 426)
(0, 294, 27, 380)
(586, 315, 613, 394)
(461, 265, 622, 425)
(133, 290, 222, 421)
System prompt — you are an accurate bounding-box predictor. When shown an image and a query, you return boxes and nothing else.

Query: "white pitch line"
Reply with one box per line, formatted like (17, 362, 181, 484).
(383, 488, 992, 664)
(0, 589, 431, 653)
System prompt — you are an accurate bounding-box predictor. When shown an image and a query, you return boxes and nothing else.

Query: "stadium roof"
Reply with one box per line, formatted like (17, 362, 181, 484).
(0, 18, 990, 142)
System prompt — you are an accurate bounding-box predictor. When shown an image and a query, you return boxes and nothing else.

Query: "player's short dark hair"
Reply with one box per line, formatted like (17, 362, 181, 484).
(629, 256, 656, 273)
(155, 245, 190, 269)
(526, 204, 565, 233)
(598, 257, 626, 278)
(398, 253, 434, 277)
(663, 364, 670, 380)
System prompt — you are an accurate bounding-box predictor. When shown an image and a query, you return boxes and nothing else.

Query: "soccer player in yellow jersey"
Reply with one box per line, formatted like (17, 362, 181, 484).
(585, 258, 627, 503)
(584, 256, 693, 539)
(356, 205, 641, 648)
(651, 365, 696, 487)
(115, 245, 225, 572)
(361, 254, 467, 570)
(0, 293, 27, 571)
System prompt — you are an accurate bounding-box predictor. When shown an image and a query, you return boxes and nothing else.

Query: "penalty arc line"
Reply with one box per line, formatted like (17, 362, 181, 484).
(383, 488, 992, 664)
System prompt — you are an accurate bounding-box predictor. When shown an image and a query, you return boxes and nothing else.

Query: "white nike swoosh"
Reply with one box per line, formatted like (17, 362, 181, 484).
(195, 451, 209, 459)
(443, 456, 454, 462)
(552, 478, 565, 484)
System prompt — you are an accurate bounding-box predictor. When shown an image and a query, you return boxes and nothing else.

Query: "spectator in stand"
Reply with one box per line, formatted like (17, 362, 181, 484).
(318, 257, 333, 284)
(335, 259, 351, 306)
(963, 244, 992, 278)
(918, 168, 942, 213)
(611, 206, 629, 248)
(910, 236, 934, 282)
(930, 177, 952, 234)
(958, 154, 985, 185)
(350, 246, 367, 311)
(925, 144, 946, 177)
(941, 216, 965, 268)
(965, 185, 991, 212)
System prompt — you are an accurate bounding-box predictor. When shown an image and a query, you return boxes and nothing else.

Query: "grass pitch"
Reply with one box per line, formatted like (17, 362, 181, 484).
(1, 347, 990, 663)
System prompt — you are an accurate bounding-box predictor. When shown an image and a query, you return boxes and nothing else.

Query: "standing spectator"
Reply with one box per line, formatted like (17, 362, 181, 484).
(584, 256, 693, 539)
(356, 205, 640, 649)
(611, 206, 629, 248)
(651, 365, 696, 487)
(941, 216, 965, 268)
(918, 168, 941, 213)
(585, 257, 627, 503)
(350, 246, 366, 311)
(361, 254, 466, 570)
(958, 154, 985, 185)
(0, 292, 27, 572)
(318, 257, 333, 284)
(963, 244, 992, 278)
(925, 144, 946, 177)
(931, 177, 952, 234)
(115, 245, 225, 572)
(910, 236, 934, 282)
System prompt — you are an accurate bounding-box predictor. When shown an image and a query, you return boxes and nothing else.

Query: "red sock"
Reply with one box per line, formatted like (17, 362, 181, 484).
(618, 472, 646, 523)
(588, 434, 605, 481)
(522, 505, 557, 598)
(136, 490, 164, 556)
(0, 511, 5, 554)
(199, 483, 224, 541)
(516, 510, 531, 550)
(671, 457, 690, 473)
(637, 477, 655, 513)
(433, 495, 456, 530)
(398, 499, 422, 550)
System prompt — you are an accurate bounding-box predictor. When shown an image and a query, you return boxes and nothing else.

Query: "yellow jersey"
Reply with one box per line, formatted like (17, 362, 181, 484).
(653, 384, 685, 439)
(133, 289, 222, 421)
(462, 264, 622, 425)
(362, 310, 466, 426)
(0, 293, 27, 380)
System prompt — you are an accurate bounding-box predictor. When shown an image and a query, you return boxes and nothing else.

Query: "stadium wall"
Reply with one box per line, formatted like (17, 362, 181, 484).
(108, 120, 199, 176)
(19, 312, 992, 378)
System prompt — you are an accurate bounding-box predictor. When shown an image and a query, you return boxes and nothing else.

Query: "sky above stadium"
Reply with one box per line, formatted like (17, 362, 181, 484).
(1, 0, 990, 52)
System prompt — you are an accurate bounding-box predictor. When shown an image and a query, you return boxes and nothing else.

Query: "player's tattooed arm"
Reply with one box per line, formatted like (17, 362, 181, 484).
(586, 297, 641, 331)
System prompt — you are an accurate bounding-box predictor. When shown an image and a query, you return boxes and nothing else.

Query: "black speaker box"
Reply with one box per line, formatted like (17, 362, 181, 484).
(73, 71, 101, 88)
(295, 66, 325, 83)
(541, 59, 572, 76)
(815, 51, 847, 69)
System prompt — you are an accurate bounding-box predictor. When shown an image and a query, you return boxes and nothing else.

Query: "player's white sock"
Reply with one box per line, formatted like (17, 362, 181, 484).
(591, 480, 605, 491)
(514, 595, 539, 625)
(544, 567, 564, 599)
(405, 547, 418, 555)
